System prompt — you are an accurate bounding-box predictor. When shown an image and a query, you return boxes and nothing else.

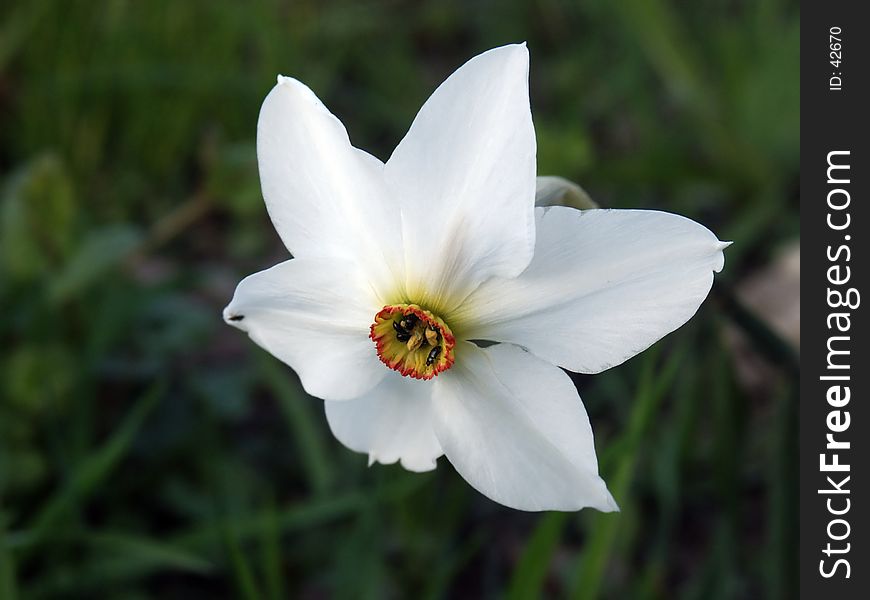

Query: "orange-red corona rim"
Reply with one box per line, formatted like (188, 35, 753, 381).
(370, 304, 456, 379)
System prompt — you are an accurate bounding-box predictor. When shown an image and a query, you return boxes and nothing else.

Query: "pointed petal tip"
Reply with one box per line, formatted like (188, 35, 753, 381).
(511, 41, 529, 60)
(601, 489, 620, 513)
(268, 75, 318, 103)
(485, 42, 529, 65)
(712, 240, 732, 273)
(221, 303, 248, 330)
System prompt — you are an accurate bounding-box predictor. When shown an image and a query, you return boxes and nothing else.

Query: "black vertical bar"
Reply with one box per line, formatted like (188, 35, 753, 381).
(800, 2, 869, 597)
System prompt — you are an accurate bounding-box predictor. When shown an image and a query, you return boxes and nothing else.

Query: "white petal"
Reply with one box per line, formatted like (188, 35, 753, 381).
(223, 258, 387, 401)
(431, 343, 616, 511)
(385, 44, 537, 311)
(456, 207, 728, 373)
(257, 76, 403, 299)
(535, 175, 597, 209)
(324, 372, 442, 472)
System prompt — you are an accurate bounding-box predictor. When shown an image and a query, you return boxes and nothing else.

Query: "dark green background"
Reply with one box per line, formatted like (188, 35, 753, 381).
(0, 1, 799, 598)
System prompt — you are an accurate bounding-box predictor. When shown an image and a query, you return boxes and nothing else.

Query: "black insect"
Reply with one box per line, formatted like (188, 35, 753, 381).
(393, 321, 407, 335)
(426, 346, 441, 366)
(399, 314, 418, 330)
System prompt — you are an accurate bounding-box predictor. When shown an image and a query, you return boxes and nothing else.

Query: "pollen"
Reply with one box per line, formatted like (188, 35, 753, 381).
(370, 304, 456, 379)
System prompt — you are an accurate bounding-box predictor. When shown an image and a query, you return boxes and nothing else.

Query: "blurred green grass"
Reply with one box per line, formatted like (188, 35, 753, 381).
(0, 0, 798, 598)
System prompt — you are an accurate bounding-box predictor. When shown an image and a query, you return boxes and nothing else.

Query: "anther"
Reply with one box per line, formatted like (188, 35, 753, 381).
(407, 330, 424, 352)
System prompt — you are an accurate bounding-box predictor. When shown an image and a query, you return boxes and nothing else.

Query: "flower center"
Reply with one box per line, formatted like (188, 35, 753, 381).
(370, 304, 456, 379)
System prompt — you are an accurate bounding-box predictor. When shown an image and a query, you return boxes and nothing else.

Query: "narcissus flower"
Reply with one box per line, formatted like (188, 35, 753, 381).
(224, 44, 728, 511)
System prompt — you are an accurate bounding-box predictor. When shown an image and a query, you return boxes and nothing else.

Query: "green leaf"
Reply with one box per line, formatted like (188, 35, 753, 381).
(48, 225, 141, 304)
(171, 475, 429, 551)
(84, 531, 214, 574)
(221, 518, 264, 600)
(507, 512, 569, 600)
(259, 498, 287, 600)
(11, 383, 162, 556)
(0, 513, 19, 600)
(259, 354, 335, 496)
(0, 155, 76, 280)
(571, 347, 684, 600)
(20, 532, 213, 599)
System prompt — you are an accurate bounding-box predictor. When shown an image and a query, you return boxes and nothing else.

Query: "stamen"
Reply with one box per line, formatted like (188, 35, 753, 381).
(407, 330, 424, 352)
(425, 327, 439, 346)
(370, 303, 456, 379)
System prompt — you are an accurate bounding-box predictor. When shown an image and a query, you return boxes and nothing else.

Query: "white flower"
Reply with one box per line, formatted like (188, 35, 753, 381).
(223, 44, 728, 511)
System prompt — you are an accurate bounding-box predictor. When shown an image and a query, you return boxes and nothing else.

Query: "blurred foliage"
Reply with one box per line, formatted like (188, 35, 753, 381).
(0, 0, 798, 598)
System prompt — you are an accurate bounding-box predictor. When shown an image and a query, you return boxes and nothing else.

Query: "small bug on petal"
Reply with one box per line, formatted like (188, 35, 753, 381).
(426, 346, 441, 366)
